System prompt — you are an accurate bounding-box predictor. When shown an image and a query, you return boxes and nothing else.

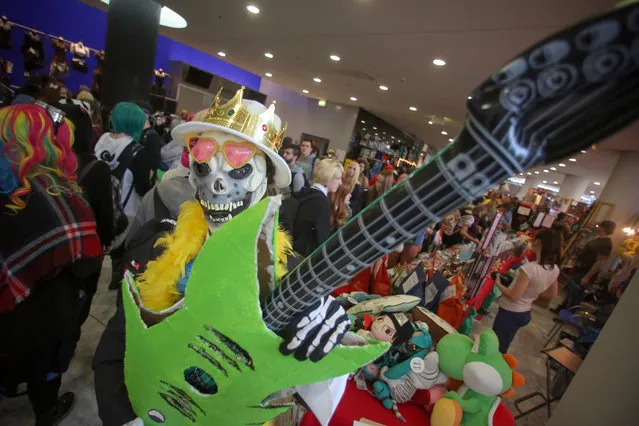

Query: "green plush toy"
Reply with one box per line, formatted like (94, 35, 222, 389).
(122, 198, 388, 425)
(431, 329, 524, 426)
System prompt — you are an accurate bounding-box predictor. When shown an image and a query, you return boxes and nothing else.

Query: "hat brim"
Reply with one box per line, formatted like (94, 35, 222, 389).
(172, 122, 291, 188)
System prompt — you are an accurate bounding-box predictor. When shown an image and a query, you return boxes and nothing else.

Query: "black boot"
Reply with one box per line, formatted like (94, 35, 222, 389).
(35, 392, 75, 426)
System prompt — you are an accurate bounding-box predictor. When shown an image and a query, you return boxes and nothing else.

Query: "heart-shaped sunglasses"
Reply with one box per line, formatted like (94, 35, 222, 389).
(185, 133, 259, 169)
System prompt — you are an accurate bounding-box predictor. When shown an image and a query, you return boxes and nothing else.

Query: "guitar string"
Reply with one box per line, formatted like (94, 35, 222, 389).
(266, 148, 502, 326)
(265, 146, 508, 327)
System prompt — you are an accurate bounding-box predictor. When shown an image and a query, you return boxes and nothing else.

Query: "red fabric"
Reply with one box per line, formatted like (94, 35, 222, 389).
(436, 274, 466, 328)
(471, 276, 495, 311)
(348, 257, 391, 296)
(492, 401, 516, 426)
(499, 255, 524, 274)
(300, 381, 430, 426)
(330, 285, 351, 298)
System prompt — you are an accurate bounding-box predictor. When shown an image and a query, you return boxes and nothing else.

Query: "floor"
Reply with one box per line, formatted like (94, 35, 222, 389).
(0, 259, 564, 425)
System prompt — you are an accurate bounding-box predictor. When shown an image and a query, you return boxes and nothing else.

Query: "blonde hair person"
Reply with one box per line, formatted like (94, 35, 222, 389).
(313, 158, 344, 191)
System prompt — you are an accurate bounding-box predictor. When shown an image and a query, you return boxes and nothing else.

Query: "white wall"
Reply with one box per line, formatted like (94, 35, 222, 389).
(259, 79, 359, 153)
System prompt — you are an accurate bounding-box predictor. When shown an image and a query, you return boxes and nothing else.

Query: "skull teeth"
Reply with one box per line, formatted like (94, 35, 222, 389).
(200, 200, 245, 212)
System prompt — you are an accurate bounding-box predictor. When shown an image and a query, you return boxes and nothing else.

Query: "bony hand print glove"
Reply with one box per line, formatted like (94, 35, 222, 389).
(279, 295, 350, 362)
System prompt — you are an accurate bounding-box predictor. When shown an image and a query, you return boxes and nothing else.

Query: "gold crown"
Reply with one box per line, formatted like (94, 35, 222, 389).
(203, 86, 287, 153)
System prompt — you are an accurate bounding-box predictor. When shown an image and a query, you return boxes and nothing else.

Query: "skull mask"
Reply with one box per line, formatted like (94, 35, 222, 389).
(188, 130, 269, 229)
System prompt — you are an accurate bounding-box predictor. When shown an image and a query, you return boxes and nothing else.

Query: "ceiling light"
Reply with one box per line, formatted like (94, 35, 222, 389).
(100, 0, 187, 27)
(379, 85, 389, 91)
(590, 191, 595, 194)
(373, 127, 377, 130)
(264, 72, 272, 77)
(432, 58, 446, 66)
(329, 54, 341, 62)
(534, 171, 540, 174)
(520, 173, 524, 176)
(543, 180, 548, 184)
(527, 172, 532, 176)
(217, 51, 226, 57)
(350, 96, 358, 101)
(264, 52, 274, 59)
(594, 181, 601, 185)
(361, 120, 365, 123)
(409, 106, 417, 111)
(441, 131, 448, 135)
(375, 133, 378, 135)
(246, 5, 260, 14)
(550, 167, 557, 171)
(302, 89, 309, 94)
(559, 163, 566, 167)
(553, 181, 558, 184)
(544, 169, 549, 173)
(313, 77, 322, 83)
(318, 99, 327, 107)
(467, 96, 472, 100)
(391, 136, 395, 139)
(569, 158, 577, 162)
(581, 150, 587, 153)
(362, 128, 367, 130)
(449, 138, 454, 142)
(428, 121, 433, 125)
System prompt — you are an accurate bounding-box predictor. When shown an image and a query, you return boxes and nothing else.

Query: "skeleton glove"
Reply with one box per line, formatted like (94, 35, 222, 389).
(279, 296, 350, 362)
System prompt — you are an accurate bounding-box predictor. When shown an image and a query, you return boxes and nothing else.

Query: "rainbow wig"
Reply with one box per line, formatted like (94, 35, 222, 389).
(0, 104, 79, 213)
(111, 102, 146, 141)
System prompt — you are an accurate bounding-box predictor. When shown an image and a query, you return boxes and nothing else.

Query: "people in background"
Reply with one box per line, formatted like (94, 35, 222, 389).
(492, 229, 561, 353)
(342, 159, 363, 214)
(358, 157, 372, 181)
(94, 102, 153, 289)
(366, 169, 394, 206)
(441, 207, 480, 247)
(329, 183, 353, 232)
(469, 204, 488, 241)
(557, 220, 616, 311)
(0, 104, 103, 425)
(297, 139, 320, 185)
(293, 159, 343, 257)
(280, 143, 306, 199)
(552, 212, 571, 249)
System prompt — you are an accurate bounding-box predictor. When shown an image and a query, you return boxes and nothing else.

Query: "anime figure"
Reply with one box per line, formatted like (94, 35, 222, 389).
(431, 329, 525, 426)
(94, 88, 388, 426)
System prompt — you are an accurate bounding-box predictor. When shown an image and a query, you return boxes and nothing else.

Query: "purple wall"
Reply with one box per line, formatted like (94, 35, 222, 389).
(1, 0, 261, 92)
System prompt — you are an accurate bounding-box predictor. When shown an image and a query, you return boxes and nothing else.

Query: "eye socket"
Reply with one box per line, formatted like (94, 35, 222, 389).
(228, 163, 253, 180)
(193, 161, 211, 177)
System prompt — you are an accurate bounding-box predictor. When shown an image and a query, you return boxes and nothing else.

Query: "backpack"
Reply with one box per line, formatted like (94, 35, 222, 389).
(279, 188, 324, 240)
(106, 142, 144, 236)
(290, 170, 310, 195)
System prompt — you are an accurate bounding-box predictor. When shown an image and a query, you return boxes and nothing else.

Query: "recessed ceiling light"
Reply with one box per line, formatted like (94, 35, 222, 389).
(441, 131, 447, 135)
(534, 171, 540, 174)
(520, 173, 524, 176)
(247, 5, 260, 14)
(362, 128, 367, 130)
(433, 58, 446, 66)
(553, 181, 558, 184)
(550, 167, 557, 171)
(302, 89, 309, 94)
(559, 163, 566, 167)
(217, 51, 227, 57)
(449, 138, 454, 142)
(409, 106, 417, 111)
(264, 72, 272, 77)
(375, 133, 378, 135)
(428, 121, 433, 125)
(350, 96, 358, 101)
(361, 120, 365, 123)
(373, 127, 377, 130)
(594, 181, 601, 185)
(527, 172, 532, 175)
(544, 169, 549, 173)
(379, 85, 389, 91)
(264, 52, 274, 59)
(569, 158, 577, 162)
(391, 136, 395, 139)
(313, 77, 322, 83)
(590, 191, 595, 194)
(543, 180, 547, 184)
(329, 54, 341, 62)
(581, 150, 587, 153)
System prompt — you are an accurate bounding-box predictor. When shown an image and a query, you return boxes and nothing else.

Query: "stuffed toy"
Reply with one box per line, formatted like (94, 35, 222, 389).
(431, 329, 524, 426)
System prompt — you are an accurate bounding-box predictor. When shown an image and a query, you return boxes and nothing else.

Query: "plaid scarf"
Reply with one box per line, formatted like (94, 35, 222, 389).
(0, 176, 103, 314)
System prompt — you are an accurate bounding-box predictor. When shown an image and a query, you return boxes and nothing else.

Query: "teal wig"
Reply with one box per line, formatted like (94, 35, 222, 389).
(111, 102, 146, 141)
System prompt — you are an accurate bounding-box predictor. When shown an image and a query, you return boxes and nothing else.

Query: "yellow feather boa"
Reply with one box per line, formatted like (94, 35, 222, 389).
(137, 200, 292, 312)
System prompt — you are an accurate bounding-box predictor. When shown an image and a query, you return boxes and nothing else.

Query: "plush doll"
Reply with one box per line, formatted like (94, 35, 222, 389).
(431, 329, 525, 426)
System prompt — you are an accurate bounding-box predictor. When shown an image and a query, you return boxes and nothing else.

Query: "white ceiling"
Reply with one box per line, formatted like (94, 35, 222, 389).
(86, 0, 639, 192)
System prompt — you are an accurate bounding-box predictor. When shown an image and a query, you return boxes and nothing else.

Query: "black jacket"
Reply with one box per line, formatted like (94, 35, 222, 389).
(292, 187, 331, 257)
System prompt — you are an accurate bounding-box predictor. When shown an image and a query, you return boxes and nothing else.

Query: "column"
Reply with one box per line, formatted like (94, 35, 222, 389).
(102, 0, 161, 107)
(596, 151, 639, 247)
(557, 174, 590, 212)
(516, 176, 542, 199)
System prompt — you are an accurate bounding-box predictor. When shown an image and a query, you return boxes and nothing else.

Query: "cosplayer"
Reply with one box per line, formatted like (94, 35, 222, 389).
(1, 104, 102, 425)
(94, 88, 387, 426)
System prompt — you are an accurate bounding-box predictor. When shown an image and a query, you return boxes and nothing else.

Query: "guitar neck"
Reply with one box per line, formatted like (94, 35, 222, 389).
(262, 127, 527, 331)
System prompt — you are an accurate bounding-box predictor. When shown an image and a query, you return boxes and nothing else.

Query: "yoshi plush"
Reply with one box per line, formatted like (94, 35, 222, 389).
(431, 329, 524, 426)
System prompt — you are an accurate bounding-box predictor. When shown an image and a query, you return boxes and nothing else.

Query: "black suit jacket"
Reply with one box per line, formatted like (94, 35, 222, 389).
(292, 188, 331, 257)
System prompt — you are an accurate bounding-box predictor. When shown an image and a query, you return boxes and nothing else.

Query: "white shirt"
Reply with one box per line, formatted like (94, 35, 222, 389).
(312, 183, 328, 196)
(499, 261, 559, 313)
